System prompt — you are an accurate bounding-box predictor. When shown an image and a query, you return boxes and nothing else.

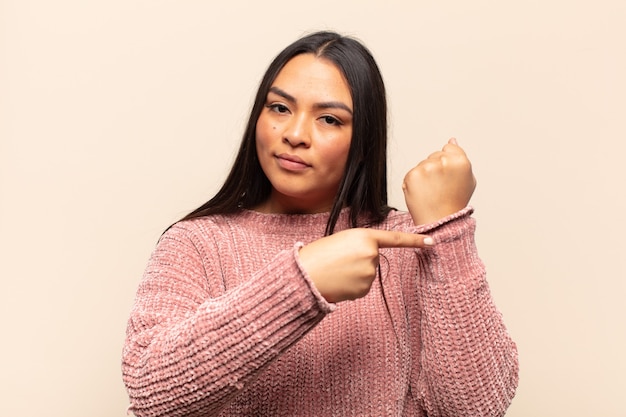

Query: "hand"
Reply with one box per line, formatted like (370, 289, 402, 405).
(403, 138, 477, 226)
(298, 228, 433, 303)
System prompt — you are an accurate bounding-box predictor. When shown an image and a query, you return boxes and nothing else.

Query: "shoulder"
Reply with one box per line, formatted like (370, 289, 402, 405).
(161, 213, 245, 249)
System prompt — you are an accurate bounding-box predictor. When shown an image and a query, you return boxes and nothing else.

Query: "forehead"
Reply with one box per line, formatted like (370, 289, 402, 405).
(271, 54, 352, 105)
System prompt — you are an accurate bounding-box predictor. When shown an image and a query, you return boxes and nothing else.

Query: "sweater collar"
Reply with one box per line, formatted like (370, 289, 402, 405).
(233, 207, 353, 235)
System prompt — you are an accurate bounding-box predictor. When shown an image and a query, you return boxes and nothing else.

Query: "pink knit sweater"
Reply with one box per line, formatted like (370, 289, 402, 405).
(122, 207, 518, 416)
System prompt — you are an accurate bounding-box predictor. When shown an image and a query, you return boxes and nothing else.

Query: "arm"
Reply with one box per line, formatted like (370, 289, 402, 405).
(122, 222, 333, 417)
(402, 139, 518, 415)
(411, 211, 519, 416)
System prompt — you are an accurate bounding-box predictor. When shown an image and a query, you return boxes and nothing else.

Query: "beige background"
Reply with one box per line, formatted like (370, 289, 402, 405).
(1, 1, 625, 416)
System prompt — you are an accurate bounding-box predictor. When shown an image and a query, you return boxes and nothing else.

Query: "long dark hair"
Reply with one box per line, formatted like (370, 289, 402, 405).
(180, 31, 392, 235)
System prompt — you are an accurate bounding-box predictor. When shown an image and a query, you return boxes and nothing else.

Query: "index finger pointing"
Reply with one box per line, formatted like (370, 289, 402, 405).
(370, 229, 434, 249)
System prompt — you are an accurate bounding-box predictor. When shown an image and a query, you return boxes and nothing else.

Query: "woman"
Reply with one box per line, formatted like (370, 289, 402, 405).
(122, 31, 519, 416)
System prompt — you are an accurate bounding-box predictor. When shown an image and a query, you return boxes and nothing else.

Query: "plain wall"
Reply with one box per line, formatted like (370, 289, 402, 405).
(1, 1, 625, 416)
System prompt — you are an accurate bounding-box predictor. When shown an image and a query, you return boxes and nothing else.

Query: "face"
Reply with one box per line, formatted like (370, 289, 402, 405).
(255, 53, 353, 214)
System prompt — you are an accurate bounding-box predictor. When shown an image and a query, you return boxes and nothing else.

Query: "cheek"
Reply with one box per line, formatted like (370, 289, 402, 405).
(325, 141, 351, 173)
(255, 119, 269, 151)
(255, 114, 278, 149)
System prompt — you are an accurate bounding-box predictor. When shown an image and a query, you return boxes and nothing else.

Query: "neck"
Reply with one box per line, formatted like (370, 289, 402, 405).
(253, 194, 335, 215)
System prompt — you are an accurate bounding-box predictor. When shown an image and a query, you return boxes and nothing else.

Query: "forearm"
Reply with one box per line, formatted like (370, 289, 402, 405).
(122, 244, 332, 417)
(414, 214, 519, 417)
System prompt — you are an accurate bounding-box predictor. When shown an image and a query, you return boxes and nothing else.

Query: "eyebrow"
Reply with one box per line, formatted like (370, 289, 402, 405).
(268, 86, 353, 115)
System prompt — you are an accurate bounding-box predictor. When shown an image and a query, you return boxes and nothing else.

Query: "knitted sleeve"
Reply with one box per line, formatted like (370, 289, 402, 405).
(121, 222, 333, 417)
(410, 210, 519, 416)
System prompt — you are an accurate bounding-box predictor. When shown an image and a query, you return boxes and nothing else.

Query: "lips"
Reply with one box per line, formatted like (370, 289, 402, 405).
(276, 153, 311, 171)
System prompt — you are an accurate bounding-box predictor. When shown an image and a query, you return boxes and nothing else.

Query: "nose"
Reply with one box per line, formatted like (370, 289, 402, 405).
(283, 113, 310, 147)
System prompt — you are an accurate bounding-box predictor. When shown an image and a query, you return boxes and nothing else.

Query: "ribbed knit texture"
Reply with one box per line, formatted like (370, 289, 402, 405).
(122, 207, 518, 416)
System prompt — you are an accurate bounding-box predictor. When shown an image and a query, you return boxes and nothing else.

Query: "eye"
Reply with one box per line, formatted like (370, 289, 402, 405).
(267, 103, 290, 114)
(320, 115, 341, 126)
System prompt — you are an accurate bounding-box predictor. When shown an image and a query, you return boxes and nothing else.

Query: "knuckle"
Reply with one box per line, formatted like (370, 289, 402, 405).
(453, 154, 472, 170)
(420, 160, 440, 174)
(390, 233, 403, 247)
(356, 281, 373, 298)
(404, 165, 427, 182)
